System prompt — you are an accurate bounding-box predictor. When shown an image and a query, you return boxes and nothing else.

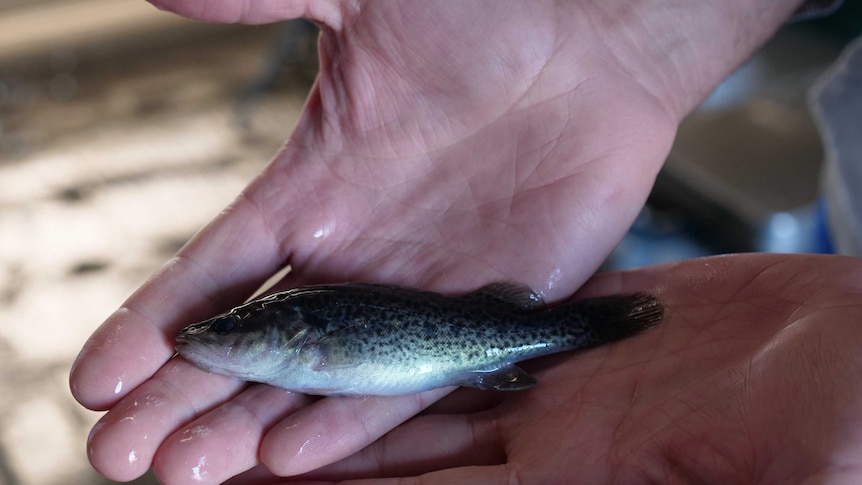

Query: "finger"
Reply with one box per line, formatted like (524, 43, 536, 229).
(223, 464, 282, 484)
(146, 0, 342, 26)
(302, 412, 504, 481)
(71, 197, 286, 410)
(260, 388, 454, 476)
(153, 385, 314, 485)
(395, 466, 516, 485)
(86, 357, 246, 482)
(295, 465, 514, 485)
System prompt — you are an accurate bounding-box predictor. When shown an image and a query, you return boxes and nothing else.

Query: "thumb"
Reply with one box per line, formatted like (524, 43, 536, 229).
(147, 0, 345, 27)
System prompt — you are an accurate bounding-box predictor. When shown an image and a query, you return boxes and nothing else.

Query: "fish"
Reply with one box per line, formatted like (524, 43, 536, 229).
(175, 282, 663, 396)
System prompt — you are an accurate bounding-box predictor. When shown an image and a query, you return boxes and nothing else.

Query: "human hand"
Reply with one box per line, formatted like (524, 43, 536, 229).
(268, 254, 862, 484)
(70, 1, 803, 483)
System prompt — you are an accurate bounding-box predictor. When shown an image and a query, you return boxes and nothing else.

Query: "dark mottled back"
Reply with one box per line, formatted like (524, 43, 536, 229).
(253, 283, 661, 369)
(177, 281, 663, 395)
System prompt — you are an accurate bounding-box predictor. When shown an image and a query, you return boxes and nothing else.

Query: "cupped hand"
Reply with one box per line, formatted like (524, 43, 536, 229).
(69, 1, 798, 483)
(266, 254, 862, 484)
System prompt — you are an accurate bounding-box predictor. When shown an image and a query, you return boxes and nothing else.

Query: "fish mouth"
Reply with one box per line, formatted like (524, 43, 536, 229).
(175, 324, 203, 352)
(174, 333, 196, 357)
(173, 336, 219, 373)
(175, 329, 188, 345)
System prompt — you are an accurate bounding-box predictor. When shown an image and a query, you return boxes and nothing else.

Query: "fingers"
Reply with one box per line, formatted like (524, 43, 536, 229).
(71, 197, 285, 410)
(146, 0, 342, 26)
(296, 466, 515, 485)
(153, 385, 314, 485)
(226, 465, 515, 485)
(223, 464, 282, 484)
(259, 388, 454, 476)
(86, 357, 247, 482)
(400, 466, 516, 485)
(302, 412, 504, 481)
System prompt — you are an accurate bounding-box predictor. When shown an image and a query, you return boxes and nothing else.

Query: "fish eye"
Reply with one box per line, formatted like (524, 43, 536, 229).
(211, 316, 237, 335)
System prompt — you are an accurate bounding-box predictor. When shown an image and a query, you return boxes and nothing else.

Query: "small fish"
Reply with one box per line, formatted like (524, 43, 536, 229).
(175, 282, 662, 396)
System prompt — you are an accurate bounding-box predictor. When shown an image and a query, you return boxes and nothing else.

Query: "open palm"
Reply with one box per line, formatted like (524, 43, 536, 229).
(266, 254, 862, 484)
(70, 1, 802, 483)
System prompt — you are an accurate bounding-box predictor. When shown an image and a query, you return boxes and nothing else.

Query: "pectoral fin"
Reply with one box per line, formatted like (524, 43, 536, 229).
(461, 365, 537, 391)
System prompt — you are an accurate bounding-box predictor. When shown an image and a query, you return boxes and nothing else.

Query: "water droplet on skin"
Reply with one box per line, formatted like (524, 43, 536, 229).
(180, 425, 210, 443)
(191, 456, 207, 481)
(118, 400, 142, 423)
(296, 434, 323, 456)
(312, 221, 335, 239)
(542, 267, 563, 297)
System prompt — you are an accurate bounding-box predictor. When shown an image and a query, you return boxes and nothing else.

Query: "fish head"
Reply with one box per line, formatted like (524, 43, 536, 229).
(175, 302, 312, 383)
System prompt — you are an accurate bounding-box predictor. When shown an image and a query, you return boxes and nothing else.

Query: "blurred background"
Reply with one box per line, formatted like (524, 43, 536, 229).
(0, 1, 315, 483)
(0, 1, 859, 483)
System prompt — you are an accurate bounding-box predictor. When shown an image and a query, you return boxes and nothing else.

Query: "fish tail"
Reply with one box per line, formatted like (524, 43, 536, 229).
(560, 292, 663, 345)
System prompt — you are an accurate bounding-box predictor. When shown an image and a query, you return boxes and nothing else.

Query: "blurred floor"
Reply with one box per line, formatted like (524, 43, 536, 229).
(0, 3, 314, 483)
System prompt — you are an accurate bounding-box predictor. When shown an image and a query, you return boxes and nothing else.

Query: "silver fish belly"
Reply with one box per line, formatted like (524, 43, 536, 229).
(175, 282, 663, 396)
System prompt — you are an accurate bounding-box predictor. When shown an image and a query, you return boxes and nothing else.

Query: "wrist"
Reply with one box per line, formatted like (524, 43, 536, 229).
(584, 0, 806, 122)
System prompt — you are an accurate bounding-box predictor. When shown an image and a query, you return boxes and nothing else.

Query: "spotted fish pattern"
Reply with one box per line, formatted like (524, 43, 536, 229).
(175, 282, 663, 396)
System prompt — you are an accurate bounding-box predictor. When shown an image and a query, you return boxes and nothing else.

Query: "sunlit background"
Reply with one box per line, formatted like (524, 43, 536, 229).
(0, 1, 859, 484)
(0, 1, 316, 483)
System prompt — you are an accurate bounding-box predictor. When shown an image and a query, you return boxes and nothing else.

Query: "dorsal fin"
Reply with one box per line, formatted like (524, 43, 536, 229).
(458, 282, 545, 309)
